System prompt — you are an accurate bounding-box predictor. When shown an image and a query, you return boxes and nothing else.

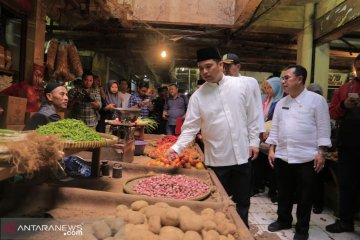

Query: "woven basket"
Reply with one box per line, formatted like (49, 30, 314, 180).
(123, 174, 211, 201)
(63, 133, 118, 149)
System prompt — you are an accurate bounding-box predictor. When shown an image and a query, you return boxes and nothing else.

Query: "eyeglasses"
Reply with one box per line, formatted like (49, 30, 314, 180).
(281, 75, 298, 81)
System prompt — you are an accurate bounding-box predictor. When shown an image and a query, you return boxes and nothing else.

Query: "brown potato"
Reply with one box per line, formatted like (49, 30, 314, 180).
(131, 200, 149, 211)
(182, 231, 202, 240)
(202, 220, 217, 231)
(202, 229, 220, 240)
(126, 211, 145, 224)
(159, 226, 184, 240)
(92, 220, 112, 239)
(179, 212, 203, 232)
(161, 207, 179, 226)
(148, 215, 161, 234)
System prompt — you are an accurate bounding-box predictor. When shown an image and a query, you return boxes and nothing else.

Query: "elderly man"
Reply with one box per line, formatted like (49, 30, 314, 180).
(167, 47, 261, 227)
(24, 82, 68, 130)
(266, 65, 331, 240)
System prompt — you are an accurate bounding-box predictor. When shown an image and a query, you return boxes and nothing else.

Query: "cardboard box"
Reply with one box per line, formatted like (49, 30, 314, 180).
(0, 95, 27, 127)
(5, 124, 25, 131)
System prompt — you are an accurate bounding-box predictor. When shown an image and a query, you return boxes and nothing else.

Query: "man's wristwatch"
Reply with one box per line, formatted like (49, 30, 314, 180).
(318, 150, 326, 158)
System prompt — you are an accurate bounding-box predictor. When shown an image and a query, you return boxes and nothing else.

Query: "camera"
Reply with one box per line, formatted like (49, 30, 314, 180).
(70, 88, 95, 103)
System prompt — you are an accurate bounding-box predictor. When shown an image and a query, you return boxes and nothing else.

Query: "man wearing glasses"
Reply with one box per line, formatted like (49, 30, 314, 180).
(266, 65, 331, 240)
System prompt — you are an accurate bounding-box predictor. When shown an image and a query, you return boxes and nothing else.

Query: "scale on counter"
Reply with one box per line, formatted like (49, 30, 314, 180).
(105, 108, 141, 163)
(114, 108, 140, 123)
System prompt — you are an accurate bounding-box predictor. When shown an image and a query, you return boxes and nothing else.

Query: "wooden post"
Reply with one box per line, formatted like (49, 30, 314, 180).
(314, 43, 330, 99)
(296, 3, 314, 85)
(24, 0, 46, 84)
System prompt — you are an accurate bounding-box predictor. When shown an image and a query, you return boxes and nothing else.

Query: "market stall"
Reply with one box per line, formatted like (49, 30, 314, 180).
(0, 121, 118, 180)
(0, 127, 253, 240)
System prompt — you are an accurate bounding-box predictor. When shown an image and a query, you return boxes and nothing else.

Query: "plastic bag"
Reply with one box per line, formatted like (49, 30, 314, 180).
(63, 155, 91, 178)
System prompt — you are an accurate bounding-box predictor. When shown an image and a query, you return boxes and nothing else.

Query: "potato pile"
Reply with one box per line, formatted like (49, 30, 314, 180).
(112, 200, 238, 240)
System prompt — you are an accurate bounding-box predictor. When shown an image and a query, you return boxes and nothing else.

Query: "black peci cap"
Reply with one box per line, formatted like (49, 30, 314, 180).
(197, 47, 222, 62)
(44, 82, 63, 94)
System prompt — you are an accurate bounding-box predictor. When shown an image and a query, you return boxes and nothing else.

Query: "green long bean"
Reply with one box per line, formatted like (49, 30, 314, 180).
(36, 119, 102, 141)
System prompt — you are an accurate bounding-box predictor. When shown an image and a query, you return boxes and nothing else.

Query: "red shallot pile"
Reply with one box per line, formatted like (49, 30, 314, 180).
(132, 174, 209, 199)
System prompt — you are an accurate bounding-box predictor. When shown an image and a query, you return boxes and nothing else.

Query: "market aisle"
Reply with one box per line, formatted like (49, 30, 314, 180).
(249, 192, 360, 240)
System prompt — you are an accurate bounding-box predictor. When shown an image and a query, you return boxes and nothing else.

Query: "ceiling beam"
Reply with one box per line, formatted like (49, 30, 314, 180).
(232, 0, 262, 31)
(129, 0, 234, 27)
(314, 0, 360, 44)
(281, 0, 320, 5)
(231, 0, 281, 37)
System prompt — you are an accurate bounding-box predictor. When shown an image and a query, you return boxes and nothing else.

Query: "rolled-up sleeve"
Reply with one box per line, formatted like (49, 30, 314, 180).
(316, 98, 332, 147)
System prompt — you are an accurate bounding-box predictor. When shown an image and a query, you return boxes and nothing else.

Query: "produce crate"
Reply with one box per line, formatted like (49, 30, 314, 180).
(4, 186, 252, 240)
(0, 95, 27, 127)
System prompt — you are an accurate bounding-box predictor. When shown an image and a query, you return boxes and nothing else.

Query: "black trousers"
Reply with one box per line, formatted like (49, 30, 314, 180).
(338, 148, 360, 224)
(211, 162, 251, 227)
(274, 159, 315, 234)
(251, 152, 277, 194)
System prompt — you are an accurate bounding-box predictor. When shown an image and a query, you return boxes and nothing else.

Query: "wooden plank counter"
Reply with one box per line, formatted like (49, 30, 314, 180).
(0, 163, 17, 181)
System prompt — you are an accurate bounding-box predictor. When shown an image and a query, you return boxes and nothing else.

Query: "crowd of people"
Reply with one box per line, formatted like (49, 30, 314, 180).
(24, 71, 194, 136)
(167, 48, 359, 240)
(24, 47, 360, 240)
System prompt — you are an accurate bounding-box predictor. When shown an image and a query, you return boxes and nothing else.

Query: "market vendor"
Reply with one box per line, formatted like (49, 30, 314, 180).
(24, 82, 68, 130)
(167, 47, 261, 227)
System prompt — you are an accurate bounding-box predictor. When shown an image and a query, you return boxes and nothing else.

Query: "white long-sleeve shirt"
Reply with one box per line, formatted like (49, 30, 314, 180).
(239, 75, 266, 133)
(266, 89, 331, 163)
(171, 74, 260, 166)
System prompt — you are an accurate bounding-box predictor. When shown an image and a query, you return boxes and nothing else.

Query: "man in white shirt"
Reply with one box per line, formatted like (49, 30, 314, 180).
(119, 79, 131, 108)
(167, 47, 261, 227)
(266, 65, 331, 240)
(222, 53, 266, 196)
(222, 53, 265, 134)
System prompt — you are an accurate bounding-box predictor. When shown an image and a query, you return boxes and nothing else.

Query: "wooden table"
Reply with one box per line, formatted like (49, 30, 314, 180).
(0, 163, 18, 181)
(0, 147, 103, 181)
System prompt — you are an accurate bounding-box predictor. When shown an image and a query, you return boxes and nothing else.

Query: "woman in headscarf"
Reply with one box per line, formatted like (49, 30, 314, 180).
(263, 76, 284, 125)
(96, 80, 122, 132)
(253, 77, 284, 201)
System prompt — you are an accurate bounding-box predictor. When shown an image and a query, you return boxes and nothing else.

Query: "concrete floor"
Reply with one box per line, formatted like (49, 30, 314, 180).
(249, 191, 360, 240)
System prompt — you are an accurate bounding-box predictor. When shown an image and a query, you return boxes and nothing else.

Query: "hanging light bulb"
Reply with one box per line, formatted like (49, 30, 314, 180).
(161, 50, 167, 58)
